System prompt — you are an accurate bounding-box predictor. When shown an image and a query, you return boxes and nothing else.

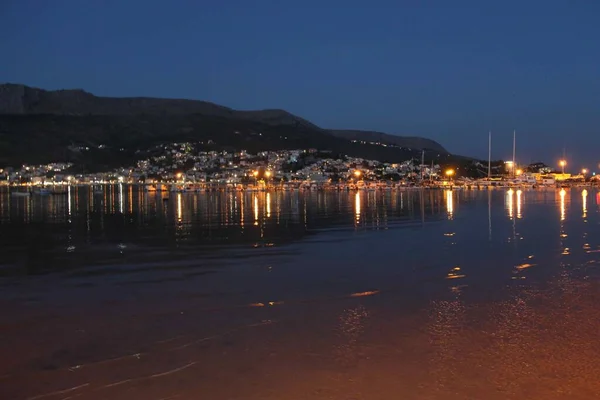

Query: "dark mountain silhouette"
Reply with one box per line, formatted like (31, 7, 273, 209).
(0, 84, 453, 169)
(327, 130, 447, 154)
(0, 83, 320, 128)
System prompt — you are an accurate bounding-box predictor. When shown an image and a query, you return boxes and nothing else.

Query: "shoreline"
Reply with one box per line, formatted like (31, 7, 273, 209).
(3, 181, 597, 194)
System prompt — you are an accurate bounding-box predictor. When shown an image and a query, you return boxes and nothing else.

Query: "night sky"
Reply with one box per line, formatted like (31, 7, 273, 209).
(2, 1, 599, 171)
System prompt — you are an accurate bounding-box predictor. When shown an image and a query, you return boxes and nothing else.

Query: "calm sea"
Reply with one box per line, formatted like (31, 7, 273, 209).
(1, 187, 599, 400)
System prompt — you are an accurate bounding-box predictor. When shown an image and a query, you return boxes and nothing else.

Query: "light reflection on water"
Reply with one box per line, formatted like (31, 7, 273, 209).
(516, 189, 522, 219)
(0, 187, 454, 275)
(560, 188, 567, 221)
(354, 191, 361, 224)
(1, 187, 600, 400)
(445, 189, 453, 219)
(506, 188, 514, 219)
(334, 305, 369, 367)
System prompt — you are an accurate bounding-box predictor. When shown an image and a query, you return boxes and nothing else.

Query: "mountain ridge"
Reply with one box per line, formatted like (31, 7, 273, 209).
(0, 83, 453, 169)
(0, 83, 447, 152)
(327, 129, 447, 154)
(0, 83, 320, 129)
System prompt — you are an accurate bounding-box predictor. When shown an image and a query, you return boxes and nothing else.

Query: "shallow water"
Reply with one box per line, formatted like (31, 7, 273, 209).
(1, 187, 600, 399)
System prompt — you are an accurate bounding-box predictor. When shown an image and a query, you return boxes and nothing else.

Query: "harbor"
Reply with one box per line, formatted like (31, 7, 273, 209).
(4, 171, 599, 197)
(3, 131, 598, 195)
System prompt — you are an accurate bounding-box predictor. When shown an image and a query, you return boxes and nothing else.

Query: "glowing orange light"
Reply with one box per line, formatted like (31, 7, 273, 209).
(350, 290, 380, 297)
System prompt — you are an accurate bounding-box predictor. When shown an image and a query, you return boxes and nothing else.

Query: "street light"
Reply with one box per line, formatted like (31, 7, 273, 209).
(265, 170, 272, 178)
(516, 169, 523, 176)
(505, 161, 515, 177)
(559, 160, 566, 174)
(354, 170, 362, 178)
(445, 169, 455, 178)
(582, 168, 588, 175)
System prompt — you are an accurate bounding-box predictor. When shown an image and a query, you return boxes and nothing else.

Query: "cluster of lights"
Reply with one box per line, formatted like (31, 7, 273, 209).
(559, 160, 567, 174)
(251, 170, 272, 178)
(558, 160, 591, 176)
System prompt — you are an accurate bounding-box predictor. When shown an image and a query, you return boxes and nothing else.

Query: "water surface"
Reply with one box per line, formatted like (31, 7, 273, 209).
(1, 187, 599, 400)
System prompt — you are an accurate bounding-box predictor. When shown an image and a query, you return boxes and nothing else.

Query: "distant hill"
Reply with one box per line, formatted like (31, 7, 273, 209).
(0, 84, 454, 169)
(327, 129, 448, 154)
(0, 83, 319, 128)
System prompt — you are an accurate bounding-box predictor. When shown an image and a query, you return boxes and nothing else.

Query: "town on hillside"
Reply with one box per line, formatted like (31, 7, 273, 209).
(1, 143, 598, 193)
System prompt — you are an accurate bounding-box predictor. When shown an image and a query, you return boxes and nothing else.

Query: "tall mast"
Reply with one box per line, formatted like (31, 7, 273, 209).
(512, 130, 516, 178)
(488, 131, 491, 178)
(420, 150, 425, 182)
(430, 160, 434, 183)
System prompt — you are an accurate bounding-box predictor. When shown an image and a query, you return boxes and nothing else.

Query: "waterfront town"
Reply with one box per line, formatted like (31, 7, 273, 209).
(1, 141, 598, 193)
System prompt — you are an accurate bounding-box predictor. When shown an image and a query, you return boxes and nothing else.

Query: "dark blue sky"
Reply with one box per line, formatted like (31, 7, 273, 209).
(2, 0, 599, 171)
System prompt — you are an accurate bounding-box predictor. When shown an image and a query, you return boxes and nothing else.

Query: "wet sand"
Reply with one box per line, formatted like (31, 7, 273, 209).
(3, 274, 600, 400)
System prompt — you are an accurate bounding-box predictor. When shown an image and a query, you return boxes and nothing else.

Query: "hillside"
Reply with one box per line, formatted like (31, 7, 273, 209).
(327, 130, 448, 154)
(0, 84, 453, 169)
(0, 84, 319, 128)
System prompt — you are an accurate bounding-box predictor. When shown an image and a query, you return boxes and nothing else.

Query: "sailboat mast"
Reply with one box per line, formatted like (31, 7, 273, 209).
(430, 160, 434, 183)
(420, 150, 425, 182)
(488, 131, 491, 178)
(512, 130, 516, 178)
